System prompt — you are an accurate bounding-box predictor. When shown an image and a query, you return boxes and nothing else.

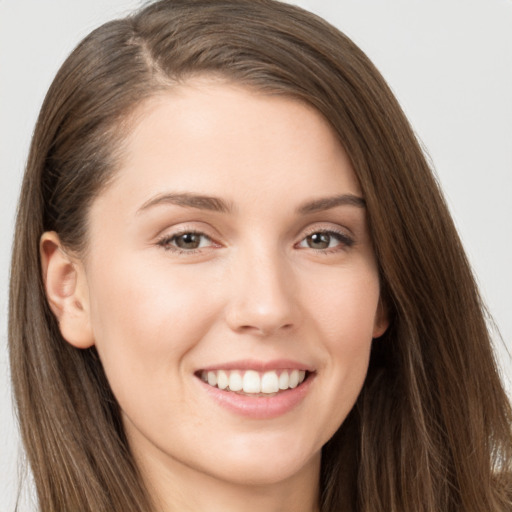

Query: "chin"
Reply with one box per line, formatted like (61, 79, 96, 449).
(195, 439, 322, 487)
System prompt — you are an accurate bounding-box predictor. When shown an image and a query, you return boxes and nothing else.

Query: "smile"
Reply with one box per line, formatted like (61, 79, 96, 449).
(199, 369, 308, 395)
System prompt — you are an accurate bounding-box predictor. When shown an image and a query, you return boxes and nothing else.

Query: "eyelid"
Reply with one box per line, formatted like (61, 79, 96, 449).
(296, 225, 355, 251)
(156, 226, 221, 254)
(154, 222, 355, 256)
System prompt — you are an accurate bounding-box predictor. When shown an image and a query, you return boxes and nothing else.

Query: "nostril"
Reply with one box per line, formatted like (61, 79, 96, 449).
(236, 321, 295, 337)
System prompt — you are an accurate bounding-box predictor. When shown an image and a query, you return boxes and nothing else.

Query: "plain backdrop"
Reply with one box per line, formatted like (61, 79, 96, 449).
(1, 0, 511, 509)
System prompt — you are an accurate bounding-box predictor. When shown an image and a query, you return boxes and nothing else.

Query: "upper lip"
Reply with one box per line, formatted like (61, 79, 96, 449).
(197, 359, 315, 373)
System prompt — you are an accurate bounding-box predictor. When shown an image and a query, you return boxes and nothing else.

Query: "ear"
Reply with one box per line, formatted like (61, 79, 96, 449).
(372, 299, 389, 339)
(40, 231, 94, 349)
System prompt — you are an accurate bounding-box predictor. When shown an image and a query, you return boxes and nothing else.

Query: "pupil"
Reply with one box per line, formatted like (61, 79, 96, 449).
(308, 233, 330, 249)
(176, 233, 201, 249)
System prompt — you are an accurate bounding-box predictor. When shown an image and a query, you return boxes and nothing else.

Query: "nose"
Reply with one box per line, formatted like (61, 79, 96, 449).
(224, 246, 299, 337)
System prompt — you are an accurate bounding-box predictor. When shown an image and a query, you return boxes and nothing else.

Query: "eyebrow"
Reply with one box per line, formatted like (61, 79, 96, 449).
(296, 194, 366, 214)
(137, 192, 365, 216)
(137, 192, 233, 214)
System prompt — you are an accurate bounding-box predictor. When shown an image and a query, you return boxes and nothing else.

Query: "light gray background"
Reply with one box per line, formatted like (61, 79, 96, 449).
(1, 0, 511, 509)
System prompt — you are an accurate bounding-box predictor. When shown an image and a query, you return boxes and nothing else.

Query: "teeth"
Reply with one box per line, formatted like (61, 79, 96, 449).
(278, 371, 289, 390)
(243, 370, 261, 393)
(217, 370, 229, 390)
(200, 369, 308, 394)
(229, 371, 243, 392)
(207, 371, 217, 387)
(289, 369, 299, 389)
(261, 371, 279, 393)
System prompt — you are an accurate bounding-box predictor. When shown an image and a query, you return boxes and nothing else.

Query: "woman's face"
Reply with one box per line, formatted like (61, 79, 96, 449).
(72, 81, 387, 489)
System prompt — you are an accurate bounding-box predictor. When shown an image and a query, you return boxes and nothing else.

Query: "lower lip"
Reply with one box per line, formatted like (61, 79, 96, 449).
(197, 374, 315, 419)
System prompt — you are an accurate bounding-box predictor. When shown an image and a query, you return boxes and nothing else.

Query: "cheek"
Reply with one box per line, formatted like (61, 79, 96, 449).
(85, 254, 221, 398)
(303, 264, 380, 420)
(89, 252, 215, 338)
(306, 262, 381, 343)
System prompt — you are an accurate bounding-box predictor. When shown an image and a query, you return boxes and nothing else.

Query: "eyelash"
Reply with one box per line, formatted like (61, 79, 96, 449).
(156, 228, 354, 255)
(157, 230, 216, 255)
(296, 228, 354, 254)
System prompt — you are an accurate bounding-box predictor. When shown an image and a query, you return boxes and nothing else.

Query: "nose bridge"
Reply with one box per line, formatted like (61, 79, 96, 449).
(225, 239, 297, 335)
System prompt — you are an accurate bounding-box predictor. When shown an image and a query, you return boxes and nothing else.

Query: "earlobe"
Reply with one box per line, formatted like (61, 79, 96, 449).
(372, 299, 389, 339)
(40, 231, 94, 349)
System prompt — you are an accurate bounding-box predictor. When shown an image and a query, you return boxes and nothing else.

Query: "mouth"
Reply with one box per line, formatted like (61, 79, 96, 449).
(195, 368, 311, 397)
(195, 362, 316, 418)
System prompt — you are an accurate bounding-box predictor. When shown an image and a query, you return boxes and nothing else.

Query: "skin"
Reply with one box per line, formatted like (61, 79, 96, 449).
(41, 79, 388, 512)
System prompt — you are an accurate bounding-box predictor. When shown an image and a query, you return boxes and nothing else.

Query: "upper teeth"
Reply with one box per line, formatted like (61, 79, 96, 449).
(200, 369, 307, 394)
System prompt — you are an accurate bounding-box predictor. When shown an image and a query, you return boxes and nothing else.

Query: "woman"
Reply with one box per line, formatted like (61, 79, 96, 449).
(8, 0, 512, 510)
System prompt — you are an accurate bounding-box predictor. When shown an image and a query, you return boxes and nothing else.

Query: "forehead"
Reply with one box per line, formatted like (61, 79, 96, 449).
(94, 79, 361, 217)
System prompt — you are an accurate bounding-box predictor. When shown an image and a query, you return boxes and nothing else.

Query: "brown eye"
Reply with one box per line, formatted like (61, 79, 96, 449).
(306, 232, 331, 249)
(298, 230, 354, 251)
(158, 231, 214, 252)
(174, 233, 203, 249)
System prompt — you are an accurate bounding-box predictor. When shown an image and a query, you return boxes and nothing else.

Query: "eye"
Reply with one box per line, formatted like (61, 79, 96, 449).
(298, 230, 354, 251)
(158, 231, 215, 252)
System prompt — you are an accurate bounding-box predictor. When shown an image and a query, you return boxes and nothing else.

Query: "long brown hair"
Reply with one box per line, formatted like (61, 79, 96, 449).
(9, 1, 512, 510)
